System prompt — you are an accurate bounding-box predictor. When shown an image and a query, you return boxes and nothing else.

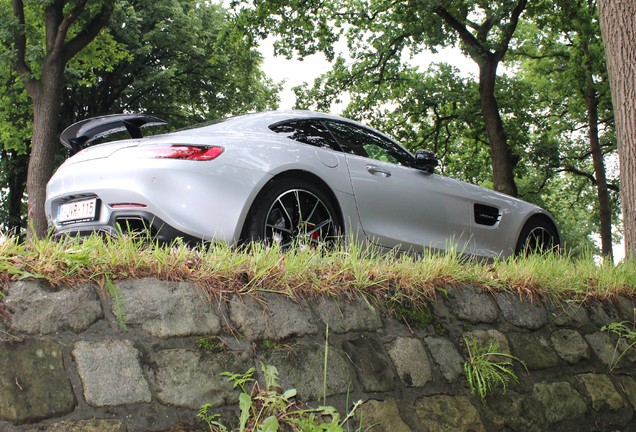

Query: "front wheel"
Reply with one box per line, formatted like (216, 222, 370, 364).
(243, 179, 342, 249)
(515, 218, 560, 256)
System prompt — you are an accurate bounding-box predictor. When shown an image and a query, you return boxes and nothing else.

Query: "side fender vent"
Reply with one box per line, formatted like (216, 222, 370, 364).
(474, 204, 500, 226)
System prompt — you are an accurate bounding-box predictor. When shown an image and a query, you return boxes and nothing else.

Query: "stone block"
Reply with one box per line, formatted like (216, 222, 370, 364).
(587, 301, 622, 327)
(618, 376, 636, 410)
(73, 339, 151, 407)
(551, 329, 591, 364)
(228, 293, 317, 341)
(0, 339, 75, 423)
(0, 421, 19, 432)
(613, 296, 636, 321)
(484, 390, 544, 431)
(424, 336, 464, 382)
(311, 297, 382, 333)
(509, 332, 559, 370)
(532, 381, 587, 424)
(5, 282, 102, 334)
(546, 301, 590, 327)
(584, 332, 615, 367)
(267, 343, 354, 401)
(578, 373, 624, 411)
(342, 335, 397, 393)
(445, 284, 498, 324)
(463, 329, 511, 359)
(357, 398, 411, 432)
(153, 349, 251, 409)
(117, 278, 220, 338)
(414, 395, 485, 432)
(495, 292, 548, 330)
(386, 337, 432, 387)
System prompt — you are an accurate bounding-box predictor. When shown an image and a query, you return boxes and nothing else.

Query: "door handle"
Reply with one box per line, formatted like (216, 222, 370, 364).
(366, 165, 391, 177)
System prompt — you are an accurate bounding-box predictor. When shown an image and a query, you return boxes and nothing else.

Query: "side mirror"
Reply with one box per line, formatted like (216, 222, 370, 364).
(414, 149, 438, 173)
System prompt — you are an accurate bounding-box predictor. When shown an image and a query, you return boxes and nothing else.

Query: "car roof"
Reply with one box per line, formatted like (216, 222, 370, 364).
(178, 110, 375, 135)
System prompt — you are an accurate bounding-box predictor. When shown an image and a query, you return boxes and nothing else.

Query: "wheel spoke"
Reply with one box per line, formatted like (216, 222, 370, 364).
(294, 190, 303, 223)
(266, 223, 293, 234)
(275, 197, 294, 227)
(304, 199, 321, 223)
(303, 218, 332, 239)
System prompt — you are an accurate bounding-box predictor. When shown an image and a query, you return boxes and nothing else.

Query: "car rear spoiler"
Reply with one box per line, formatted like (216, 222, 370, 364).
(60, 114, 168, 155)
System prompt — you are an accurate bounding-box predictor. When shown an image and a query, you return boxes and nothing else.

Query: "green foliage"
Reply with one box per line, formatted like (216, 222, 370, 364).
(512, 0, 618, 256)
(199, 363, 362, 431)
(463, 336, 527, 403)
(601, 320, 636, 374)
(256, 339, 281, 351)
(62, 0, 280, 126)
(386, 299, 433, 328)
(237, 0, 620, 256)
(0, 0, 281, 235)
(198, 404, 228, 432)
(197, 336, 226, 353)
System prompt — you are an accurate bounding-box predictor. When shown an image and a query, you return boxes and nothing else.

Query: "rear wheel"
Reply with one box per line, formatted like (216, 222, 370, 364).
(244, 179, 342, 249)
(515, 218, 559, 256)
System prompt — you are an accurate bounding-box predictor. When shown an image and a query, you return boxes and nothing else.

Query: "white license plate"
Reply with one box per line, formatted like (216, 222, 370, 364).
(58, 198, 98, 223)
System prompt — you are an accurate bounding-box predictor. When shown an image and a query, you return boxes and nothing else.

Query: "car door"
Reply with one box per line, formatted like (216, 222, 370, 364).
(324, 120, 473, 253)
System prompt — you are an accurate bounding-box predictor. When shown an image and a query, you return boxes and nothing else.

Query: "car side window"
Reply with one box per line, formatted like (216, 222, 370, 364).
(324, 120, 412, 166)
(269, 120, 340, 150)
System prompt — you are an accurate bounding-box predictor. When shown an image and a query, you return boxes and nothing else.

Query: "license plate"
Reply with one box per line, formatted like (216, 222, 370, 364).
(58, 198, 98, 223)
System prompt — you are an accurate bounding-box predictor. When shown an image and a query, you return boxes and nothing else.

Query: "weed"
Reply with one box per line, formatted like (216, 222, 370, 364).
(601, 319, 636, 373)
(256, 339, 282, 351)
(197, 336, 225, 353)
(386, 299, 433, 328)
(106, 277, 127, 330)
(463, 336, 527, 403)
(198, 362, 362, 431)
(197, 405, 227, 432)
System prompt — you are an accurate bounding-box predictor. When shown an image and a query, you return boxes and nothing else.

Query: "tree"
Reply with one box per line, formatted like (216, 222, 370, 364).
(1, 0, 279, 236)
(9, 0, 115, 238)
(0, 51, 31, 235)
(516, 0, 617, 259)
(597, 1, 636, 259)
(238, 0, 530, 196)
(61, 0, 279, 126)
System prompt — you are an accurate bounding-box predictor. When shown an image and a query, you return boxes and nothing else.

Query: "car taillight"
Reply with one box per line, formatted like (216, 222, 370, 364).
(114, 145, 224, 160)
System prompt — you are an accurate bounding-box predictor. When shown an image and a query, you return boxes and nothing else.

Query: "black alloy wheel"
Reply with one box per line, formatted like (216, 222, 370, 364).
(245, 179, 342, 249)
(515, 218, 559, 256)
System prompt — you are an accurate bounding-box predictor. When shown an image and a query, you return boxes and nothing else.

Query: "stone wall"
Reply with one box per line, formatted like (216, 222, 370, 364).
(1, 278, 636, 431)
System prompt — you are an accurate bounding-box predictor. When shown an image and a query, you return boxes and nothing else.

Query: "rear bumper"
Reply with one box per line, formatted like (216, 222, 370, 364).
(51, 209, 205, 244)
(46, 157, 271, 243)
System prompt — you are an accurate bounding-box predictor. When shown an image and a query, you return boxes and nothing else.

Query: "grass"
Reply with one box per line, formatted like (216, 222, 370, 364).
(0, 234, 635, 312)
(463, 335, 528, 402)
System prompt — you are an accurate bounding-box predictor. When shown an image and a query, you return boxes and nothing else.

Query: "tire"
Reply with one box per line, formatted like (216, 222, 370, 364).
(515, 218, 560, 256)
(243, 179, 342, 249)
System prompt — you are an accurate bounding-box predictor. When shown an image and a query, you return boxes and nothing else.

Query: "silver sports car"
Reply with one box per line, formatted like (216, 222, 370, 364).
(45, 110, 560, 257)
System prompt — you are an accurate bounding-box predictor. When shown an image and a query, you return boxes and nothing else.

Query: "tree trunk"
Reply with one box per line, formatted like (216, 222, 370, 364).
(26, 61, 64, 238)
(478, 57, 518, 197)
(597, 0, 636, 259)
(581, 40, 613, 261)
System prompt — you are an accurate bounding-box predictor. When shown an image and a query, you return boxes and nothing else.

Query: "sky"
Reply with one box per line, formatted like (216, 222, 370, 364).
(257, 37, 478, 111)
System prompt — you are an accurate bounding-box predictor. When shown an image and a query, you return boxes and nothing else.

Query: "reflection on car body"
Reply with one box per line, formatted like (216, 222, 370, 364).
(46, 110, 560, 258)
